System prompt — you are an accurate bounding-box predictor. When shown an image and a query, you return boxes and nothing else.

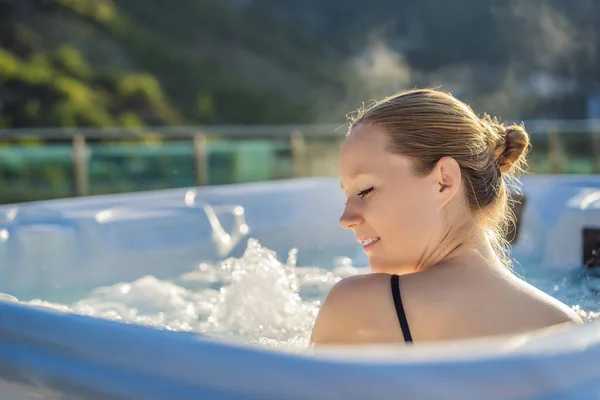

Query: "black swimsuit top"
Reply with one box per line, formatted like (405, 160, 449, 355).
(391, 274, 413, 343)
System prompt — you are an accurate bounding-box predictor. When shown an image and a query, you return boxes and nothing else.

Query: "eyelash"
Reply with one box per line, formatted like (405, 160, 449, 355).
(357, 187, 374, 198)
(344, 186, 374, 205)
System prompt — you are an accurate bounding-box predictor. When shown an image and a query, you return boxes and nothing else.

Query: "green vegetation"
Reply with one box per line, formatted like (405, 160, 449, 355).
(0, 0, 345, 128)
(2, 0, 599, 128)
(1, 0, 599, 203)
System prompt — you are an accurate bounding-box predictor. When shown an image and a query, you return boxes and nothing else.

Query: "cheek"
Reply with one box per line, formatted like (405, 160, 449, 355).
(363, 183, 442, 271)
(381, 187, 436, 226)
(370, 187, 439, 247)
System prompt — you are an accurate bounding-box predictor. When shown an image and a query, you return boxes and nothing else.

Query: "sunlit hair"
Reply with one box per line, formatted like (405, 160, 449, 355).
(348, 88, 530, 268)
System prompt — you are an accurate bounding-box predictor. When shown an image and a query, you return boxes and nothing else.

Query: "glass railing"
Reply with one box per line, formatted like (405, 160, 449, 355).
(0, 121, 599, 204)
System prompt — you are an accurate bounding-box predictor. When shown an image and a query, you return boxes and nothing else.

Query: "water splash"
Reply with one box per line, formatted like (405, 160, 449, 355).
(200, 238, 321, 347)
(3, 238, 598, 351)
(12, 238, 365, 350)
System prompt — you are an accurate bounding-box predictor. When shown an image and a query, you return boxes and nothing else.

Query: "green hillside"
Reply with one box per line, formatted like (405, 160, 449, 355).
(0, 0, 346, 128)
(1, 0, 599, 129)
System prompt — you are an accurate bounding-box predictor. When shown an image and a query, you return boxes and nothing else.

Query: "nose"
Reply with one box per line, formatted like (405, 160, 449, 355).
(339, 203, 364, 230)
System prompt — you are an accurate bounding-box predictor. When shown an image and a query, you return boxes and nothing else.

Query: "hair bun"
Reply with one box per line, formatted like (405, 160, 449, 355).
(490, 123, 530, 174)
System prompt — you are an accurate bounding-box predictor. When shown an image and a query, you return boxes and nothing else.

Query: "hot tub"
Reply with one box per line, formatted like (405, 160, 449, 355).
(0, 176, 599, 399)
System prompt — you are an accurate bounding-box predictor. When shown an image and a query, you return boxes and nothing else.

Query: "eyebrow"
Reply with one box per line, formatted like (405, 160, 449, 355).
(340, 172, 366, 189)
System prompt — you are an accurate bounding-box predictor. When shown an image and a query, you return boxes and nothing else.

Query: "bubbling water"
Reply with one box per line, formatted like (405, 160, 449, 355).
(21, 239, 367, 350)
(6, 238, 600, 351)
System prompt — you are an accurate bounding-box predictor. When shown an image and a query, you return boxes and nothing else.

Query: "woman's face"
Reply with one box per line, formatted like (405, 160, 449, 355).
(339, 124, 446, 274)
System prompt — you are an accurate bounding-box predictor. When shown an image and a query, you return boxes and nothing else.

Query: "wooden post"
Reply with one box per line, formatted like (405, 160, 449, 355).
(290, 131, 306, 178)
(193, 133, 208, 186)
(72, 134, 89, 196)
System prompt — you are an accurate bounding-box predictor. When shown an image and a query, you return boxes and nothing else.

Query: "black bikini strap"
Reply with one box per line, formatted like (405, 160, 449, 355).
(391, 274, 413, 343)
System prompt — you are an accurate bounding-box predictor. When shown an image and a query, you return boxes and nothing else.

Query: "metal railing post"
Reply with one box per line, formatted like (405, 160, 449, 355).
(547, 127, 564, 174)
(592, 131, 600, 174)
(193, 133, 208, 186)
(72, 134, 89, 196)
(290, 130, 306, 178)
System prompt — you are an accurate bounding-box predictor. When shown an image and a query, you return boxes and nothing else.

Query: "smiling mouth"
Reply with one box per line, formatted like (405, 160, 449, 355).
(358, 237, 380, 251)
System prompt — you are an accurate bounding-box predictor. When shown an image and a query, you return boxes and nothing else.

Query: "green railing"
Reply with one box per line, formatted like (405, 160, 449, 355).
(0, 121, 599, 204)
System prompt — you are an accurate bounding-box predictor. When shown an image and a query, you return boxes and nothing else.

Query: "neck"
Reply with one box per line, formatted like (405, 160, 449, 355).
(442, 229, 500, 268)
(416, 221, 500, 273)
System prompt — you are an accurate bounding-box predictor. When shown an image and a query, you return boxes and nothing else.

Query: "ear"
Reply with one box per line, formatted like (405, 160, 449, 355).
(431, 156, 462, 209)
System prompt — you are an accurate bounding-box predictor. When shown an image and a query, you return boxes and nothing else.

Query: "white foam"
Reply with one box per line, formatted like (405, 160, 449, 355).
(5, 238, 597, 351)
(17, 239, 367, 350)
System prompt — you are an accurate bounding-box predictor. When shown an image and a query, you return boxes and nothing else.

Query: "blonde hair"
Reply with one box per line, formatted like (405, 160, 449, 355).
(348, 88, 530, 267)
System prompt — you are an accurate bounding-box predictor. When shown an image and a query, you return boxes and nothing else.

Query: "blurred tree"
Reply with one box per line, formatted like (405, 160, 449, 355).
(0, 0, 598, 128)
(0, 0, 181, 127)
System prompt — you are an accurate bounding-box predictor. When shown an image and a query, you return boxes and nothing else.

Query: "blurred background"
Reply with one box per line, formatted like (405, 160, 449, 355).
(1, 0, 599, 204)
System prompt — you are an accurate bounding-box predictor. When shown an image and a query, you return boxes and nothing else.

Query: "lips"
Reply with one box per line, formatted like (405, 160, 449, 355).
(357, 237, 380, 252)
(358, 237, 379, 246)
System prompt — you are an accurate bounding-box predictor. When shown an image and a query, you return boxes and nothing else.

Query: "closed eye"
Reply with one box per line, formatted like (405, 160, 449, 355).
(357, 187, 374, 198)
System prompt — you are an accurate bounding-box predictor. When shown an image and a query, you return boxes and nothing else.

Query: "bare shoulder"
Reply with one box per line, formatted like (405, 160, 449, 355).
(309, 266, 584, 345)
(507, 274, 585, 325)
(309, 271, 452, 345)
(310, 273, 393, 345)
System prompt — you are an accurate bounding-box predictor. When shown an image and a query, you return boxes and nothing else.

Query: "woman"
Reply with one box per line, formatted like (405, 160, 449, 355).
(310, 89, 583, 345)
